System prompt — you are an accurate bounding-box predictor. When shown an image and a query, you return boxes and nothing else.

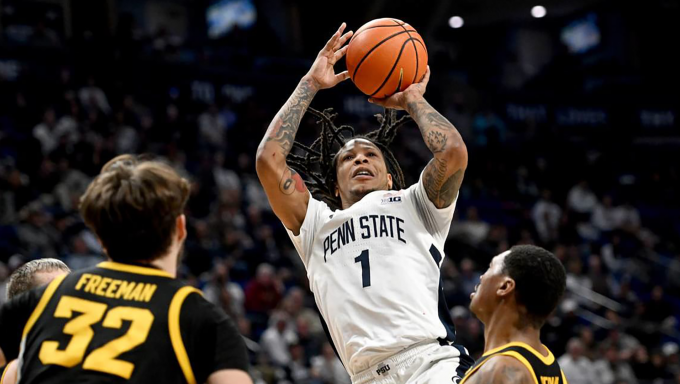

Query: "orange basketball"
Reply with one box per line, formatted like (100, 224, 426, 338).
(346, 18, 428, 99)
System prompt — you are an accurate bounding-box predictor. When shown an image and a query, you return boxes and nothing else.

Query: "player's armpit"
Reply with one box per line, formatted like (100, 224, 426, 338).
(464, 355, 534, 384)
(0, 348, 6, 367)
(207, 369, 253, 384)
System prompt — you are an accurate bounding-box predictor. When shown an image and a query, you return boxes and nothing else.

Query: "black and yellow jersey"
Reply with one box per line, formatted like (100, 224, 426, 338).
(460, 342, 567, 384)
(0, 261, 249, 384)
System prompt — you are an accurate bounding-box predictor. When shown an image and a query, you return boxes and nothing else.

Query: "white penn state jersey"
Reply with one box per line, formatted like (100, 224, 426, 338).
(286, 172, 458, 376)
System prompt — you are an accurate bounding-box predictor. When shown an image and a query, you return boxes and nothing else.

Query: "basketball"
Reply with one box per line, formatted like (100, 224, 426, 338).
(346, 18, 428, 99)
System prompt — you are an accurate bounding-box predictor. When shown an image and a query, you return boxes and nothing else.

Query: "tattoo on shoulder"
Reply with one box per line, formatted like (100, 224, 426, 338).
(279, 167, 308, 195)
(423, 158, 463, 208)
(467, 361, 532, 384)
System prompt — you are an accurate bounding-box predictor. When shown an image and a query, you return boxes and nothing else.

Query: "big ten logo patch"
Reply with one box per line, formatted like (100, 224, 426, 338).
(381, 192, 403, 205)
(376, 363, 391, 376)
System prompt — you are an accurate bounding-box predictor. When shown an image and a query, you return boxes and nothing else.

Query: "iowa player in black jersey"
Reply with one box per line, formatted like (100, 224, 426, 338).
(1, 258, 71, 384)
(461, 245, 568, 384)
(0, 155, 252, 384)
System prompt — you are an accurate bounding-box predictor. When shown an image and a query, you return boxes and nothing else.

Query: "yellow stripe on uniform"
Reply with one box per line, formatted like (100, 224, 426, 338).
(561, 369, 569, 384)
(459, 358, 489, 384)
(168, 287, 202, 384)
(22, 274, 67, 339)
(478, 342, 555, 365)
(97, 262, 173, 278)
(1, 363, 10, 384)
(459, 344, 549, 384)
(498, 351, 539, 384)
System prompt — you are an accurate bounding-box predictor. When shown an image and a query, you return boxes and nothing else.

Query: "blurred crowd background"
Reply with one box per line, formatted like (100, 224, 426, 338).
(0, 0, 678, 383)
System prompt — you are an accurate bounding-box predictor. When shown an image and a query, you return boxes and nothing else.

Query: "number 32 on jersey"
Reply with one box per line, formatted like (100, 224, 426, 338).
(39, 296, 154, 379)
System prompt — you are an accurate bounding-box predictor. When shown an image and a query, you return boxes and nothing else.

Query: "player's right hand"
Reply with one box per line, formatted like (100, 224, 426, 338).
(305, 22, 353, 90)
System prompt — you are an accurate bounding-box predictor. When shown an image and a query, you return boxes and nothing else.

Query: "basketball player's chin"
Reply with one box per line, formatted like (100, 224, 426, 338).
(351, 184, 384, 198)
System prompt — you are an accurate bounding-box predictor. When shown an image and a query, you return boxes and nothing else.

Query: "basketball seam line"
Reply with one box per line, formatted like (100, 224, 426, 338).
(352, 22, 409, 40)
(369, 37, 420, 97)
(393, 19, 420, 85)
(351, 30, 417, 80)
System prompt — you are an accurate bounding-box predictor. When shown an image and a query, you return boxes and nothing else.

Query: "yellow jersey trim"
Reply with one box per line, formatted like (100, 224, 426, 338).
(498, 351, 539, 384)
(1, 363, 10, 384)
(22, 274, 67, 339)
(459, 351, 540, 384)
(168, 287, 202, 384)
(481, 341, 555, 365)
(97, 262, 173, 278)
(561, 369, 568, 384)
(459, 357, 489, 384)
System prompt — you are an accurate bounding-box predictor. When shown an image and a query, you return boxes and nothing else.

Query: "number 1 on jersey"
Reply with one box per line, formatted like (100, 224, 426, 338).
(354, 250, 370, 288)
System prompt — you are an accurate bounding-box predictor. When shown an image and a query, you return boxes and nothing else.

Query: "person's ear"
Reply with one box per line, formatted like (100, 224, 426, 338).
(497, 277, 515, 298)
(176, 214, 187, 242)
(387, 173, 393, 189)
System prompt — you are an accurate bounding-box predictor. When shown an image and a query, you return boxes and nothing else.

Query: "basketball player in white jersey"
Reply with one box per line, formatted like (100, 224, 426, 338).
(256, 23, 473, 383)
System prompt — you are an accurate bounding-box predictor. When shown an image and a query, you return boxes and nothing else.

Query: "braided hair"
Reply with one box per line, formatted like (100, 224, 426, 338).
(287, 107, 411, 210)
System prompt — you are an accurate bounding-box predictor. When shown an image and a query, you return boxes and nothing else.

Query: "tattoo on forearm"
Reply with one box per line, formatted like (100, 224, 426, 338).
(279, 167, 308, 195)
(266, 78, 316, 156)
(426, 131, 448, 153)
(407, 100, 454, 131)
(407, 98, 467, 208)
(423, 158, 463, 208)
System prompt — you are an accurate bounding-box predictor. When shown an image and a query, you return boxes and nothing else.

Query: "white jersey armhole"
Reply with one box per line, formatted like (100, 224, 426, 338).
(406, 171, 458, 248)
(285, 192, 328, 267)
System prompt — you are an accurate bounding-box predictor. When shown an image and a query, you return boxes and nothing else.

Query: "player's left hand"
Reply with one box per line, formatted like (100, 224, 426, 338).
(368, 66, 430, 110)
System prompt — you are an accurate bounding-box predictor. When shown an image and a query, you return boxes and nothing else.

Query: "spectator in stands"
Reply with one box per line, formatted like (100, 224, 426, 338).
(449, 207, 490, 247)
(64, 232, 105, 270)
(588, 254, 612, 298)
(459, 258, 479, 297)
(245, 263, 283, 315)
(614, 200, 641, 233)
(280, 288, 323, 337)
(558, 338, 597, 384)
(33, 108, 78, 155)
(532, 189, 562, 244)
(592, 195, 618, 233)
(78, 76, 111, 115)
(592, 345, 638, 384)
(203, 259, 245, 319)
(287, 343, 311, 383)
(310, 343, 350, 384)
(260, 313, 298, 367)
(567, 180, 598, 216)
(17, 202, 59, 259)
(199, 103, 228, 149)
(630, 346, 655, 381)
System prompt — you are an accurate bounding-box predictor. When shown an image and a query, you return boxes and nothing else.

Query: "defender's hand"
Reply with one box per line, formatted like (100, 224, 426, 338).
(305, 23, 354, 90)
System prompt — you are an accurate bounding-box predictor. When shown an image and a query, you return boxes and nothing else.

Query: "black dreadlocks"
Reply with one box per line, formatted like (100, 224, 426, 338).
(287, 107, 411, 210)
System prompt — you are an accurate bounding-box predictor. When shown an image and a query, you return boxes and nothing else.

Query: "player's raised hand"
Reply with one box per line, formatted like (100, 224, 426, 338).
(368, 66, 431, 110)
(306, 23, 354, 90)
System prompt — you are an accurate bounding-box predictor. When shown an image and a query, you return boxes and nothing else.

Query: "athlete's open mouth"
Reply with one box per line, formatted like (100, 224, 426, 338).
(352, 167, 374, 179)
